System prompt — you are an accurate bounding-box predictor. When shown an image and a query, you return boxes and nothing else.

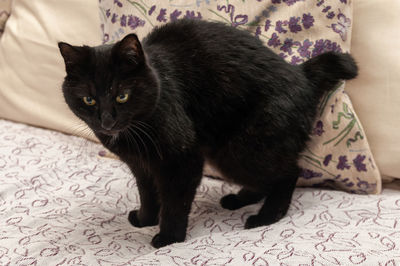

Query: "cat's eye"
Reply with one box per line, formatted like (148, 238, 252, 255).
(83, 96, 96, 106)
(116, 93, 129, 103)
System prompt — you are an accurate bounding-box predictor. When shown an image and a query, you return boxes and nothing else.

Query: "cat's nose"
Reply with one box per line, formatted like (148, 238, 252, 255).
(101, 111, 116, 130)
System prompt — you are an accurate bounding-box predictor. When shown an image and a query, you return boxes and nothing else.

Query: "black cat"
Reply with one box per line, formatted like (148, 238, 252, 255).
(58, 19, 357, 248)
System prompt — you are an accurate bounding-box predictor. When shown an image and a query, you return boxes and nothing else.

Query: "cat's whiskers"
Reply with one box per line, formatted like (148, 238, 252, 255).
(68, 122, 95, 160)
(127, 126, 150, 162)
(131, 121, 163, 160)
(121, 129, 141, 157)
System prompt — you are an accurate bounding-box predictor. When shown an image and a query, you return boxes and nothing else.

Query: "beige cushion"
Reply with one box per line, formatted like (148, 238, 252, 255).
(0, 0, 101, 139)
(0, 0, 11, 37)
(346, 0, 400, 181)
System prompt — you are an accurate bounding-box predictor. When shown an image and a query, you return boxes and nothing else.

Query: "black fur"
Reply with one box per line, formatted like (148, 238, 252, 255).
(58, 19, 358, 248)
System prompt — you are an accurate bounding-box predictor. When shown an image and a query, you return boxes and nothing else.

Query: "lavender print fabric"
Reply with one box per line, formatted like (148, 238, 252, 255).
(99, 0, 381, 194)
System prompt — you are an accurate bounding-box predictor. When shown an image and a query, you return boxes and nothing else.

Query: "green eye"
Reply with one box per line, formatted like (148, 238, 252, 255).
(83, 96, 96, 106)
(116, 93, 129, 103)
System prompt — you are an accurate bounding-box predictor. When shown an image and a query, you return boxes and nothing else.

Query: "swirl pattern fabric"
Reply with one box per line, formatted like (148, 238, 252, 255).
(0, 119, 398, 264)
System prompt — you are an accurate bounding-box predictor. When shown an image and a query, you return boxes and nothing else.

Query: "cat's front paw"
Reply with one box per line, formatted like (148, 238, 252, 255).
(151, 233, 184, 248)
(220, 194, 242, 210)
(128, 210, 158, 228)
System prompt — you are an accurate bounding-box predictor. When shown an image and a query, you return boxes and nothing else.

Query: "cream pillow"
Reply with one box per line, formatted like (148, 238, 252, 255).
(346, 0, 400, 181)
(0, 0, 101, 138)
(0, 0, 11, 37)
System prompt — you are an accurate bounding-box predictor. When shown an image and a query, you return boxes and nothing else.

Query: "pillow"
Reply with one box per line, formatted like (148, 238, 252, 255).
(0, 0, 101, 140)
(0, 0, 11, 37)
(99, 0, 381, 194)
(346, 0, 400, 182)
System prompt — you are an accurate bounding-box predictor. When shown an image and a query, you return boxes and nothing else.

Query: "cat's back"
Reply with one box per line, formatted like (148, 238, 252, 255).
(142, 19, 278, 61)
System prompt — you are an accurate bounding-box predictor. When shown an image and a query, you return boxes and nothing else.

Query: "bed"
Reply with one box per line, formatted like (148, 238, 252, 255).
(0, 118, 399, 265)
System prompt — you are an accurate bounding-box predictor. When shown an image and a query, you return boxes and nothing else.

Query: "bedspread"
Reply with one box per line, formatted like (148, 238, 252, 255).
(0, 119, 399, 265)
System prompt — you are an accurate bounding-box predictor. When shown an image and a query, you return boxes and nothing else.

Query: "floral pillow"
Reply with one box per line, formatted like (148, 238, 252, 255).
(98, 0, 381, 194)
(0, 0, 11, 37)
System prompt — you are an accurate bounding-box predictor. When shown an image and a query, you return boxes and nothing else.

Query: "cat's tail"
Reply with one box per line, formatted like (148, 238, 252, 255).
(301, 52, 358, 93)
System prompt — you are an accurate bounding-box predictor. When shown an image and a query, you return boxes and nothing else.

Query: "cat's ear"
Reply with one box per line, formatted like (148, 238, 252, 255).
(115, 33, 144, 64)
(58, 42, 88, 70)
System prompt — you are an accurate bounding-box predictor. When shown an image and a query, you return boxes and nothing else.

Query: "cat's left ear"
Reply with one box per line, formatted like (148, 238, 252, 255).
(58, 42, 89, 71)
(115, 33, 144, 64)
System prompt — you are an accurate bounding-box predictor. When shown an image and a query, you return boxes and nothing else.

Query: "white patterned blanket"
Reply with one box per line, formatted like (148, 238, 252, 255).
(0, 119, 398, 265)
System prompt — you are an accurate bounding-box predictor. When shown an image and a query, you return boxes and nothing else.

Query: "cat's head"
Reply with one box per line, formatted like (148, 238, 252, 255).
(58, 34, 159, 136)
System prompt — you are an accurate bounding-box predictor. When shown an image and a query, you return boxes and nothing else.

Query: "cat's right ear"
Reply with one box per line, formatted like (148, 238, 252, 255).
(115, 33, 144, 65)
(58, 42, 86, 70)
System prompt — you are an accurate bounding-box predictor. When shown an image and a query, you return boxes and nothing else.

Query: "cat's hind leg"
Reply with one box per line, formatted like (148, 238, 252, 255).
(211, 123, 301, 229)
(244, 165, 298, 229)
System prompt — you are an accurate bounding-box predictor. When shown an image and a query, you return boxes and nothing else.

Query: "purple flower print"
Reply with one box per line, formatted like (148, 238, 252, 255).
(283, 0, 304, 6)
(327, 41, 342, 53)
(327, 11, 335, 19)
(323, 154, 332, 166)
(128, 15, 145, 30)
(120, 15, 127, 27)
(272, 0, 281, 3)
(280, 38, 295, 55)
(311, 39, 342, 57)
(317, 0, 324, 7)
(113, 0, 123, 7)
(290, 56, 303, 65)
(262, 9, 271, 18)
(275, 20, 287, 33)
(264, 19, 272, 32)
(288, 17, 302, 33)
(345, 180, 354, 187)
(312, 39, 325, 56)
(356, 177, 369, 190)
(157, 8, 167, 22)
(184, 11, 202, 20)
(148, 5, 156, 16)
(111, 13, 118, 24)
(268, 33, 281, 48)
(313, 120, 324, 136)
(268, 6, 278, 12)
(106, 9, 111, 18)
(170, 9, 182, 21)
(255, 26, 262, 38)
(253, 15, 262, 25)
(322, 6, 331, 13)
(298, 39, 313, 58)
(353, 154, 367, 172)
(302, 13, 314, 29)
(278, 52, 288, 59)
(340, 0, 347, 3)
(337, 155, 351, 170)
(300, 168, 323, 179)
(331, 10, 351, 41)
